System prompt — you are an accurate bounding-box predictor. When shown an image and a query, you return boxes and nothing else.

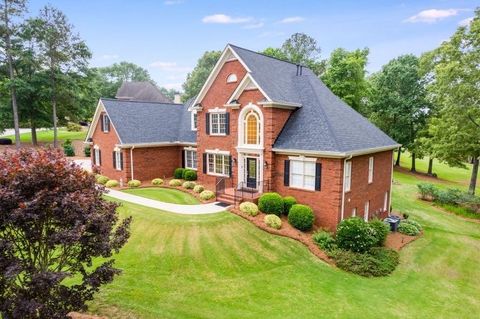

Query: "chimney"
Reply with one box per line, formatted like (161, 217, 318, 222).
(174, 94, 182, 104)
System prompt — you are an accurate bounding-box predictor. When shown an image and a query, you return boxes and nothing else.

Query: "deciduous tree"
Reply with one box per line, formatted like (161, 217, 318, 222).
(182, 50, 221, 102)
(0, 148, 132, 318)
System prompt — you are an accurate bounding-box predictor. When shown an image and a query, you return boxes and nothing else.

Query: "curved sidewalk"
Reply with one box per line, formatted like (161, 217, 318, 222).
(105, 189, 227, 214)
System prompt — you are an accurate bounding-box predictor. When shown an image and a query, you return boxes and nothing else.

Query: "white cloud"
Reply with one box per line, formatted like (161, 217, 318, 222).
(149, 61, 191, 72)
(459, 16, 474, 26)
(243, 22, 264, 29)
(202, 14, 252, 24)
(278, 16, 305, 24)
(164, 0, 183, 5)
(404, 9, 461, 23)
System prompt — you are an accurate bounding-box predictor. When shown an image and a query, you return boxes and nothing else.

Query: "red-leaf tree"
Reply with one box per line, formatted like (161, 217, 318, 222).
(0, 148, 132, 318)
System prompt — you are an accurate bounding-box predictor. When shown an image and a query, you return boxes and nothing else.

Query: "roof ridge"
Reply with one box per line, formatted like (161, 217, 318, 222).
(101, 97, 183, 106)
(228, 43, 310, 68)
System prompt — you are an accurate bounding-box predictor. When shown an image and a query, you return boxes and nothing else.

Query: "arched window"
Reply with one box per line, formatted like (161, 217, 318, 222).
(244, 110, 260, 145)
(226, 73, 237, 83)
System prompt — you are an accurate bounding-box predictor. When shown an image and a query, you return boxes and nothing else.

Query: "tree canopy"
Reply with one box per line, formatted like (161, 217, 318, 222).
(96, 61, 153, 98)
(182, 50, 221, 102)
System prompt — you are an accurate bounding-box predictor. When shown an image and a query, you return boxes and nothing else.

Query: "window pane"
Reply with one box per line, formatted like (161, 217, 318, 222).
(193, 151, 197, 169)
(246, 114, 258, 144)
(219, 113, 226, 134)
(223, 155, 230, 175)
(215, 155, 223, 174)
(304, 162, 315, 176)
(208, 154, 214, 172)
(291, 161, 303, 174)
(304, 176, 315, 189)
(291, 174, 303, 188)
(211, 114, 218, 134)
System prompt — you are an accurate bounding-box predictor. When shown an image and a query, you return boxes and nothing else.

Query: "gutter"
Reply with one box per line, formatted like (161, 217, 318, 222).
(130, 146, 135, 181)
(119, 141, 197, 149)
(272, 144, 401, 159)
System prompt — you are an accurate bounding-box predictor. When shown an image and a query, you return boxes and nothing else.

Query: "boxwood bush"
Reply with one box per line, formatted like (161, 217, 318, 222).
(288, 204, 315, 231)
(105, 180, 119, 188)
(398, 221, 420, 236)
(183, 170, 197, 181)
(95, 175, 109, 185)
(334, 247, 399, 277)
(312, 230, 337, 252)
(264, 214, 282, 229)
(174, 168, 185, 179)
(239, 202, 259, 216)
(128, 179, 141, 188)
(182, 181, 196, 189)
(283, 196, 297, 215)
(369, 219, 390, 246)
(258, 192, 284, 216)
(193, 185, 204, 193)
(403, 219, 423, 231)
(152, 178, 164, 186)
(199, 190, 215, 201)
(169, 179, 182, 187)
(336, 217, 377, 253)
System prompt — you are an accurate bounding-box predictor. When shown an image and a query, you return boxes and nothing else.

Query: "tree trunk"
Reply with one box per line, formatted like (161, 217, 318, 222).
(469, 157, 479, 195)
(411, 153, 416, 172)
(427, 158, 433, 176)
(31, 120, 37, 146)
(395, 149, 401, 166)
(51, 71, 58, 148)
(3, 2, 21, 149)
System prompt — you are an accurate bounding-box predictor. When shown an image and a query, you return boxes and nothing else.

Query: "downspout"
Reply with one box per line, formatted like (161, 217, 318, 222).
(340, 154, 353, 221)
(388, 149, 395, 216)
(130, 146, 135, 180)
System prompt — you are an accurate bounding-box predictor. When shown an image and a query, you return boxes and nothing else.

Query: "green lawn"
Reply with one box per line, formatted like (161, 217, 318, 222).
(122, 187, 200, 205)
(87, 170, 480, 318)
(2, 129, 87, 144)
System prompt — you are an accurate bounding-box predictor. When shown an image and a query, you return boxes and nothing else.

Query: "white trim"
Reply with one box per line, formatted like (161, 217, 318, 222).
(258, 101, 302, 109)
(226, 73, 238, 83)
(273, 145, 401, 158)
(352, 207, 357, 217)
(192, 45, 252, 107)
(288, 155, 317, 162)
(289, 158, 316, 191)
(344, 160, 352, 192)
(207, 107, 227, 113)
(364, 200, 370, 221)
(384, 191, 389, 212)
(130, 146, 135, 180)
(237, 103, 264, 148)
(184, 149, 198, 170)
(114, 149, 122, 171)
(191, 109, 198, 131)
(119, 141, 197, 148)
(94, 147, 101, 166)
(237, 150, 264, 192)
(388, 150, 394, 216)
(85, 100, 123, 144)
(368, 156, 374, 184)
(205, 149, 230, 155)
(183, 146, 197, 151)
(226, 73, 272, 106)
(340, 155, 352, 221)
(206, 152, 230, 177)
(209, 112, 227, 135)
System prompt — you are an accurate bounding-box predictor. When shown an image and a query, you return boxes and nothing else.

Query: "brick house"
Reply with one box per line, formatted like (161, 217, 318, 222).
(86, 44, 399, 230)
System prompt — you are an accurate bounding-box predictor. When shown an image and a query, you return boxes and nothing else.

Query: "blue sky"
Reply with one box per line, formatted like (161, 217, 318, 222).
(28, 0, 478, 90)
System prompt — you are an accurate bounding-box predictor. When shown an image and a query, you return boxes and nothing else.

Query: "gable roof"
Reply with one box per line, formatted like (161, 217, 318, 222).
(227, 44, 399, 155)
(115, 81, 172, 103)
(97, 98, 195, 145)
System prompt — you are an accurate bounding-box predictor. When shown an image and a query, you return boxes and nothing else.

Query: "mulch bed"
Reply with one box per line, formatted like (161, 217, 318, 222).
(68, 312, 106, 319)
(385, 231, 421, 251)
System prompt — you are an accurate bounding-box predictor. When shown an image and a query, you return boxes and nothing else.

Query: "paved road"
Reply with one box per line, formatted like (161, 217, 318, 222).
(105, 189, 227, 214)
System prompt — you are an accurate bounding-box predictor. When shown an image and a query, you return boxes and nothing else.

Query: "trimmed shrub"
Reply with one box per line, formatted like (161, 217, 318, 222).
(258, 192, 284, 216)
(312, 230, 336, 252)
(184, 170, 197, 181)
(283, 196, 297, 215)
(417, 183, 438, 201)
(84, 146, 91, 157)
(193, 185, 205, 193)
(182, 181, 196, 189)
(239, 202, 259, 216)
(334, 247, 399, 277)
(152, 178, 164, 186)
(67, 122, 83, 132)
(199, 190, 215, 201)
(336, 217, 377, 253)
(369, 219, 390, 247)
(95, 175, 109, 185)
(128, 179, 141, 188)
(288, 204, 315, 231)
(436, 188, 464, 205)
(105, 180, 119, 188)
(169, 179, 182, 187)
(398, 221, 420, 236)
(403, 219, 423, 232)
(174, 168, 185, 179)
(264, 214, 282, 229)
(63, 139, 75, 157)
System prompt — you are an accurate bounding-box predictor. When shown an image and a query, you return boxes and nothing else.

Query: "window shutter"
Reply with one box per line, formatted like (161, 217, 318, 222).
(203, 153, 207, 174)
(315, 162, 322, 191)
(181, 150, 185, 168)
(112, 151, 116, 169)
(284, 160, 290, 186)
(229, 156, 233, 178)
(206, 113, 210, 134)
(225, 112, 230, 135)
(120, 152, 124, 170)
(99, 150, 102, 165)
(100, 114, 104, 132)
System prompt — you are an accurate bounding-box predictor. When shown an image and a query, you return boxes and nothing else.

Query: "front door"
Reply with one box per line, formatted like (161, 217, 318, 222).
(246, 157, 257, 189)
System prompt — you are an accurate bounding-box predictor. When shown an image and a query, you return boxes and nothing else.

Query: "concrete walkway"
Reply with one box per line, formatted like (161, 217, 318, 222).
(105, 188, 227, 214)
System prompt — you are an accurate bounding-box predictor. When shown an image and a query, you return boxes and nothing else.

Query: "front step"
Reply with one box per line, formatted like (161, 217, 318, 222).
(217, 193, 236, 205)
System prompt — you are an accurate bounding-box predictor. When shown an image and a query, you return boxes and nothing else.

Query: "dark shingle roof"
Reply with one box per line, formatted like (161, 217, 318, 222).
(229, 45, 399, 154)
(101, 98, 195, 145)
(115, 82, 172, 103)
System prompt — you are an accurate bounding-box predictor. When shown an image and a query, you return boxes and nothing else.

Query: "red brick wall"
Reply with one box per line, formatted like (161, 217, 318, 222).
(90, 111, 128, 182)
(343, 150, 393, 221)
(273, 155, 343, 231)
(125, 146, 182, 182)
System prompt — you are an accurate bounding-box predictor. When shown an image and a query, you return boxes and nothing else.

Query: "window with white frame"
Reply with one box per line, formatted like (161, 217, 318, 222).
(290, 159, 316, 190)
(114, 149, 122, 170)
(102, 114, 110, 132)
(207, 153, 230, 176)
(384, 191, 389, 212)
(364, 200, 370, 221)
(344, 161, 352, 192)
(352, 207, 357, 217)
(191, 110, 198, 131)
(226, 73, 237, 83)
(368, 156, 374, 184)
(210, 113, 226, 135)
(94, 146, 101, 166)
(185, 149, 197, 170)
(244, 110, 261, 145)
